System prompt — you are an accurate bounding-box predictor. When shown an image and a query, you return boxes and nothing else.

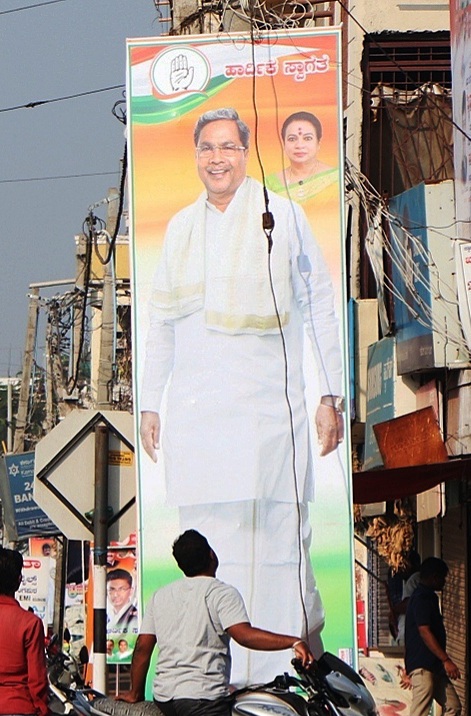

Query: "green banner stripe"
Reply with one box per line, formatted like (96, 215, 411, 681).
(131, 76, 232, 124)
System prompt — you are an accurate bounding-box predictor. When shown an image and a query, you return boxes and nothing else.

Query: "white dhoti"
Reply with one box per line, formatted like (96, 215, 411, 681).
(141, 179, 343, 686)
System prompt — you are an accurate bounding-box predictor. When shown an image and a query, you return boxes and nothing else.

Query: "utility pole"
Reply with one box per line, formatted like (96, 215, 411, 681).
(0, 378, 18, 453)
(7, 381, 13, 453)
(14, 280, 75, 453)
(96, 189, 119, 410)
(52, 537, 67, 641)
(48, 301, 74, 421)
(73, 233, 87, 385)
(93, 423, 109, 692)
(45, 318, 54, 434)
(13, 287, 39, 454)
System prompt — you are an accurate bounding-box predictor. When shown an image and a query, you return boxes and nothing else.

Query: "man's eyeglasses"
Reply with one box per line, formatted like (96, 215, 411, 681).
(107, 586, 131, 594)
(196, 143, 247, 158)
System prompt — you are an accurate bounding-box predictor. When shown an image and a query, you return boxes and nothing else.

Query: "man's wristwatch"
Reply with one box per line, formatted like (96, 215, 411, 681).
(320, 395, 345, 414)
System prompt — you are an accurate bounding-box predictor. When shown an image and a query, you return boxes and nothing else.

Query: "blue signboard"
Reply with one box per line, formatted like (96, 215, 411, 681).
(389, 184, 434, 373)
(363, 337, 396, 470)
(3, 452, 58, 537)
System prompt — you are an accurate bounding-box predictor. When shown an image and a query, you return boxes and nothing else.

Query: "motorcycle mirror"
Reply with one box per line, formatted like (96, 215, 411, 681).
(79, 645, 89, 665)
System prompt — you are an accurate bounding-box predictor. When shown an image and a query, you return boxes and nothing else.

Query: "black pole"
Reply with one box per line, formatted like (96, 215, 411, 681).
(93, 423, 109, 691)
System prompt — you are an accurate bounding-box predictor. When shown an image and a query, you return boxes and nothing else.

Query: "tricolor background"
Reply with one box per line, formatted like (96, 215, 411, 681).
(126, 27, 356, 681)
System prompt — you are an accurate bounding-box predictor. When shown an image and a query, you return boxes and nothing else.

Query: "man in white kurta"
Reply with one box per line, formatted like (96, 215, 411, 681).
(140, 108, 344, 685)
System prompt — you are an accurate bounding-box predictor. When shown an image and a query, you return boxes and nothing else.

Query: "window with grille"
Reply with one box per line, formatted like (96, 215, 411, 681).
(362, 32, 452, 198)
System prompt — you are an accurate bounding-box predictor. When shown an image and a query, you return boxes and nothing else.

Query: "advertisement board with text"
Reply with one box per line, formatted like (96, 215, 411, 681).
(127, 28, 355, 684)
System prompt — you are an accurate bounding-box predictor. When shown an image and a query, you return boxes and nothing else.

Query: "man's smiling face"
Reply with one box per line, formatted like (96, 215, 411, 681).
(107, 578, 132, 611)
(196, 119, 248, 210)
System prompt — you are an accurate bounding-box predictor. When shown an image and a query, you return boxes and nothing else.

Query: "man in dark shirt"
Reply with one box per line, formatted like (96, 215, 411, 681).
(405, 557, 461, 716)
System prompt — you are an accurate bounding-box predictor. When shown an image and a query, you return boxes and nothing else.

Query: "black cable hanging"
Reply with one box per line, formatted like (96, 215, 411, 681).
(247, 17, 312, 641)
(0, 84, 125, 114)
(66, 222, 93, 396)
(92, 143, 128, 266)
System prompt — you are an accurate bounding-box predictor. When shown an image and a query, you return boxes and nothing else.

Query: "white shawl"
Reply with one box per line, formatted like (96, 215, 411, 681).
(150, 177, 291, 334)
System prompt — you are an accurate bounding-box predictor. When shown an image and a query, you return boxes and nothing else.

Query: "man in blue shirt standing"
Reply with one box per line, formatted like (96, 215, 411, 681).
(405, 557, 461, 716)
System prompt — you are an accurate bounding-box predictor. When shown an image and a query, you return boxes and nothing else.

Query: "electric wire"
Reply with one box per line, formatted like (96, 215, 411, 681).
(3, 0, 465, 153)
(356, 181, 457, 338)
(0, 84, 125, 113)
(265, 235, 311, 639)
(246, 24, 311, 640)
(267, 49, 350, 488)
(93, 229, 113, 264)
(91, 143, 128, 266)
(349, 162, 464, 325)
(217, 0, 469, 147)
(24, 319, 40, 440)
(0, 0, 66, 15)
(46, 140, 128, 403)
(254, 25, 366, 638)
(334, 0, 470, 143)
(67, 225, 93, 395)
(346, 161, 470, 355)
(263, 39, 313, 619)
(246, 26, 354, 643)
(0, 171, 119, 184)
(61, 145, 128, 401)
(112, 95, 127, 125)
(240, 11, 310, 639)
(11, 0, 466, 614)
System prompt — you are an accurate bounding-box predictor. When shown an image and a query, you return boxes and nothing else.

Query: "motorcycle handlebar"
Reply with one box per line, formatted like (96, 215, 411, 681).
(291, 657, 324, 693)
(291, 657, 316, 675)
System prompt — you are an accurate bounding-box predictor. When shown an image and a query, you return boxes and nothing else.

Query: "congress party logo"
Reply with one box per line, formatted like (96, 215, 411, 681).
(150, 47, 211, 98)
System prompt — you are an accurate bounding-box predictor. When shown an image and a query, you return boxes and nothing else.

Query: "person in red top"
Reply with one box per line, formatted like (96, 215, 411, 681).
(0, 548, 50, 716)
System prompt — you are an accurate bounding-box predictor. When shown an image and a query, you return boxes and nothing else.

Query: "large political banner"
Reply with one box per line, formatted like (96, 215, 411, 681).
(450, 0, 471, 239)
(127, 28, 355, 682)
(450, 0, 471, 351)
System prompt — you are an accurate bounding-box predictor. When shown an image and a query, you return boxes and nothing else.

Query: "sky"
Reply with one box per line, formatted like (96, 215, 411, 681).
(0, 0, 162, 377)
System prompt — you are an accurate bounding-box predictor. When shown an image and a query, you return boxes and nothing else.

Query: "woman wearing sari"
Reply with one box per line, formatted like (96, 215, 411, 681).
(266, 111, 338, 204)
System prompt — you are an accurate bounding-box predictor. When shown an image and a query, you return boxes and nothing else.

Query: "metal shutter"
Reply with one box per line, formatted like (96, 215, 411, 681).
(441, 505, 467, 716)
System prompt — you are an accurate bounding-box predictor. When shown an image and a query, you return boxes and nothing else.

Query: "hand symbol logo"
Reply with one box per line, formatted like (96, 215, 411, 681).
(170, 54, 195, 92)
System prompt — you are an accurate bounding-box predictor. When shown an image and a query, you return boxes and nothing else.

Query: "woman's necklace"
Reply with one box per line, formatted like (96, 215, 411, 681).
(287, 162, 319, 200)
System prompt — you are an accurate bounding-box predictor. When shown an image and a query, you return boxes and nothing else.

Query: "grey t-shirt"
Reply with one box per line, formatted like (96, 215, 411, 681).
(140, 576, 249, 701)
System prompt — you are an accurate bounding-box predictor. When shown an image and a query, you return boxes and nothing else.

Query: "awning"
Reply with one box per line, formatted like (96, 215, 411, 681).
(353, 457, 471, 504)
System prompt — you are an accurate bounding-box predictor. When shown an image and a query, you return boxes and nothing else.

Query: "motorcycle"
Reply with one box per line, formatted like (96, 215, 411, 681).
(46, 632, 89, 715)
(230, 653, 377, 716)
(47, 636, 377, 716)
(46, 634, 163, 716)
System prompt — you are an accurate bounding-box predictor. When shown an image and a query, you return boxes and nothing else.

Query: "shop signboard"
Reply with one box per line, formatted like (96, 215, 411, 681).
(2, 452, 57, 538)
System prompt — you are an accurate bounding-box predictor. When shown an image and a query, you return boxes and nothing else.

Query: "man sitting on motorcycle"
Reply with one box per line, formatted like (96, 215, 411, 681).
(117, 529, 312, 716)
